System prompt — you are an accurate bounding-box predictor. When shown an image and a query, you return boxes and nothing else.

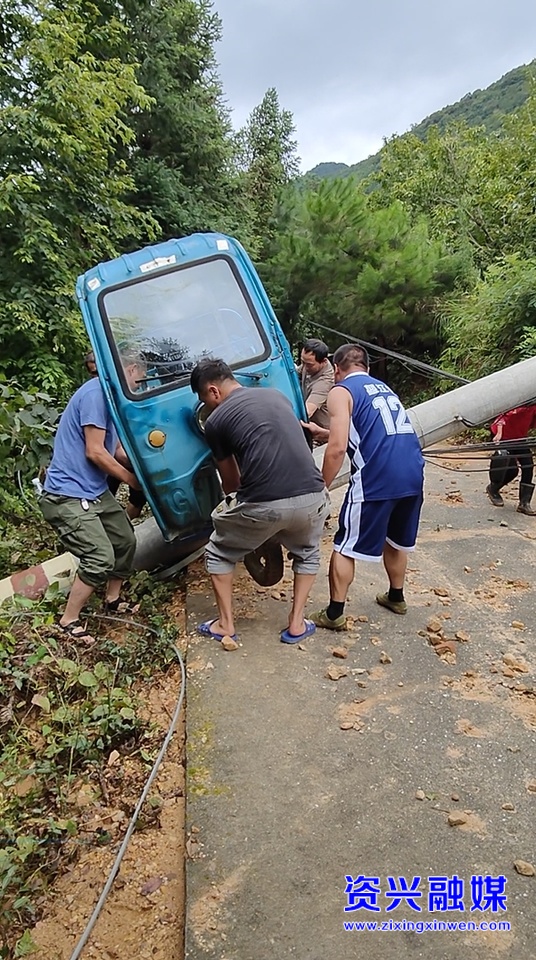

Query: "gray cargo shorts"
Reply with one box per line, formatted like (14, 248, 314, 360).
(205, 490, 330, 576)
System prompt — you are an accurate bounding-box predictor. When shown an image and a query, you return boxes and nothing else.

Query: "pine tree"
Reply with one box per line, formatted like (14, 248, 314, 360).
(238, 88, 300, 257)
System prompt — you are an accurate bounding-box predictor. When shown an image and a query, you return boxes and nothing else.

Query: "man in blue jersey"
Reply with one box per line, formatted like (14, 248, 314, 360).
(308, 344, 424, 628)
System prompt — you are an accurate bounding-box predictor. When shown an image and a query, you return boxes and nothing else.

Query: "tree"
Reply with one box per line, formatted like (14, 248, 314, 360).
(369, 85, 536, 273)
(125, 0, 246, 240)
(0, 0, 156, 395)
(264, 177, 465, 381)
(237, 87, 300, 257)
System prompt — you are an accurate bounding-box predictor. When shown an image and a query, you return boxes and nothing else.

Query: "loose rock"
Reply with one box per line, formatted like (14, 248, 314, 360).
(332, 646, 348, 660)
(140, 876, 163, 896)
(512, 620, 525, 630)
(448, 813, 468, 827)
(502, 653, 529, 673)
(434, 640, 457, 660)
(415, 790, 426, 801)
(514, 860, 535, 877)
(326, 664, 349, 681)
(221, 636, 239, 651)
(501, 803, 515, 811)
(433, 587, 449, 597)
(455, 631, 470, 642)
(427, 617, 443, 634)
(526, 781, 536, 793)
(379, 651, 392, 664)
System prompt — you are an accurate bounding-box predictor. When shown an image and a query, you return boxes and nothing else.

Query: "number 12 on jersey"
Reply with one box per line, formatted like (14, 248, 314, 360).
(372, 395, 415, 435)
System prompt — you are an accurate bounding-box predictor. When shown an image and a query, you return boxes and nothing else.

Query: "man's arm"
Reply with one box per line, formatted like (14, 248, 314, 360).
(301, 420, 330, 443)
(114, 443, 131, 468)
(321, 388, 352, 489)
(85, 427, 140, 489)
(216, 456, 241, 495)
(305, 375, 332, 419)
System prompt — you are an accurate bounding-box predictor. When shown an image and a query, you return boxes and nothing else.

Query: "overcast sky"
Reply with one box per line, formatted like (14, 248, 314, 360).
(213, 0, 536, 172)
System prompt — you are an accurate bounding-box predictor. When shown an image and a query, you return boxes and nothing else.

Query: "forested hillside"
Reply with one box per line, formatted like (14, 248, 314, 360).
(307, 62, 533, 181)
(2, 0, 536, 591)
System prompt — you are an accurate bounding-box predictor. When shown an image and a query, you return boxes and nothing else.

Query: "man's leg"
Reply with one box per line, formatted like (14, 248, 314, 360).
(208, 572, 236, 637)
(287, 573, 316, 637)
(311, 497, 385, 629)
(39, 493, 116, 637)
(203, 499, 280, 639)
(105, 577, 124, 605)
(328, 551, 355, 602)
(279, 491, 331, 636)
(61, 576, 95, 628)
(376, 495, 423, 614)
(96, 491, 137, 604)
(509, 446, 536, 514)
(382, 541, 407, 591)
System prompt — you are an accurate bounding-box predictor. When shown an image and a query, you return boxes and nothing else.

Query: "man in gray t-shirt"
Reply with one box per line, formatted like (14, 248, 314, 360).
(191, 358, 329, 644)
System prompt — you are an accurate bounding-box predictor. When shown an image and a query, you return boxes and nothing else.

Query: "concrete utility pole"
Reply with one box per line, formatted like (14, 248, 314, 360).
(408, 356, 536, 449)
(133, 355, 536, 572)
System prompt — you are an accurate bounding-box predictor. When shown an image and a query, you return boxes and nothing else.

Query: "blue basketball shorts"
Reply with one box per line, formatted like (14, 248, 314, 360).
(333, 493, 424, 562)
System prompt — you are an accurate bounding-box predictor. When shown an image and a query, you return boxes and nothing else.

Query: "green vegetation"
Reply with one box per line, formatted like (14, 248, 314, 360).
(0, 0, 297, 556)
(0, 578, 181, 956)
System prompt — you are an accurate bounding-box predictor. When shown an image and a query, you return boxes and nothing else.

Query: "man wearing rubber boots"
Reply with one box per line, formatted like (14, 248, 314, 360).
(486, 405, 536, 515)
(190, 358, 330, 644)
(310, 344, 425, 630)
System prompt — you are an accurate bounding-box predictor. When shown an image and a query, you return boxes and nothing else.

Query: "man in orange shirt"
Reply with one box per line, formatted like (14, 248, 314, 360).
(486, 404, 536, 515)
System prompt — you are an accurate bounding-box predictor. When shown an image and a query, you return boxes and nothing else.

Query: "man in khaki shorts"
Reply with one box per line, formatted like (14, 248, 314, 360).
(190, 358, 330, 644)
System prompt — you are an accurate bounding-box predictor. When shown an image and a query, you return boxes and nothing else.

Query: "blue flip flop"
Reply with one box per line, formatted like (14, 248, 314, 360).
(197, 619, 238, 642)
(280, 619, 316, 644)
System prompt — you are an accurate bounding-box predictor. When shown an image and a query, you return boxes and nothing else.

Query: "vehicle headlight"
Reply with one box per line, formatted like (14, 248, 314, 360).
(195, 402, 210, 434)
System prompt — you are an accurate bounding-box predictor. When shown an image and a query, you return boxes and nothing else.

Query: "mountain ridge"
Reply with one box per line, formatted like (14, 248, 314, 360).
(307, 62, 534, 182)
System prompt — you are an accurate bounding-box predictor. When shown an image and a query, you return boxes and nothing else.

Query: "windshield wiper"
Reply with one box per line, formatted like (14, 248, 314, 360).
(135, 372, 189, 384)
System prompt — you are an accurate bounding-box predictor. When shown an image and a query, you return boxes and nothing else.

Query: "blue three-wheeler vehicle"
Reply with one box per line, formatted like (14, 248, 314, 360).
(76, 234, 308, 583)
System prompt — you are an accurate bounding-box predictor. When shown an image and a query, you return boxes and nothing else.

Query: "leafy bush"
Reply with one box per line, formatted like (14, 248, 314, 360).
(441, 255, 536, 378)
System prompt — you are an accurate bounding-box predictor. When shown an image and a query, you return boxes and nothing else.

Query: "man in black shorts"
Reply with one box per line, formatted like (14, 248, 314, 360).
(308, 344, 425, 628)
(190, 358, 330, 644)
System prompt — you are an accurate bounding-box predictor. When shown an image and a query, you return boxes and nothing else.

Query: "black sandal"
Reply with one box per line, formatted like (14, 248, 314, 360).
(103, 598, 140, 615)
(59, 620, 96, 645)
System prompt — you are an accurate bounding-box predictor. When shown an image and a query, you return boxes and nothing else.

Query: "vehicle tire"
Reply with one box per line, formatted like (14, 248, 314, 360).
(244, 540, 284, 586)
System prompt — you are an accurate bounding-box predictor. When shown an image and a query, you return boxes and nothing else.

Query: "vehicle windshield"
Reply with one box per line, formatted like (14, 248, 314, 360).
(101, 257, 269, 395)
